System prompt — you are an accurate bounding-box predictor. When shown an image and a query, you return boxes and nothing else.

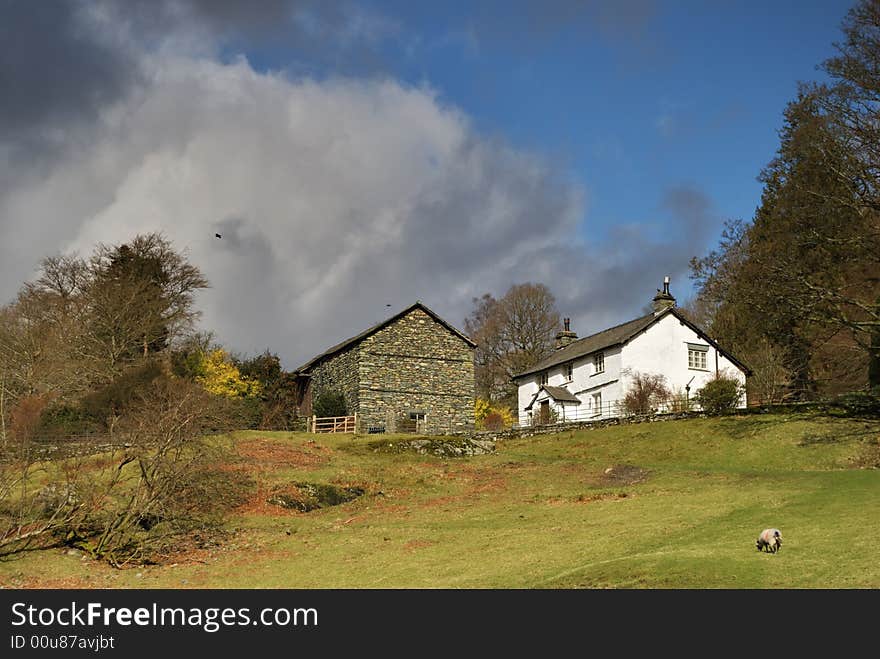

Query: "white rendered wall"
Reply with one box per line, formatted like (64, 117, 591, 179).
(620, 313, 747, 407)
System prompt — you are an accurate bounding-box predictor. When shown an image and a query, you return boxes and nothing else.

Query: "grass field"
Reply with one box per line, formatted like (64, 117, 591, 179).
(1, 412, 878, 589)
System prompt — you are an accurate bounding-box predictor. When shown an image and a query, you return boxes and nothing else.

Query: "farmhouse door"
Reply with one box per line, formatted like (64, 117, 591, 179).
(539, 401, 550, 425)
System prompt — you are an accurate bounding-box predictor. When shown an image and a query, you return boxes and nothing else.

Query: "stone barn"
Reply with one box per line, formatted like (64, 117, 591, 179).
(293, 302, 476, 434)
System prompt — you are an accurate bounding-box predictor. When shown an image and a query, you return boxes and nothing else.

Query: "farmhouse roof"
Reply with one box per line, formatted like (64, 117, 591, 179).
(294, 301, 476, 374)
(523, 385, 581, 411)
(513, 307, 751, 379)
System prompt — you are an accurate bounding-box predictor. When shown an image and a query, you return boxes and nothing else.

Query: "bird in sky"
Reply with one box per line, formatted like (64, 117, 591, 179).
(215, 233, 222, 239)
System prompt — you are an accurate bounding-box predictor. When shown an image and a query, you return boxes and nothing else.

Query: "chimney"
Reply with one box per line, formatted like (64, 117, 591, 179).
(555, 317, 578, 350)
(652, 276, 676, 315)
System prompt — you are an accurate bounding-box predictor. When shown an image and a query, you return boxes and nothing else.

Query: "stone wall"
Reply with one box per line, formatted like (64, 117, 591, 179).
(453, 410, 701, 441)
(358, 308, 474, 434)
(308, 346, 359, 416)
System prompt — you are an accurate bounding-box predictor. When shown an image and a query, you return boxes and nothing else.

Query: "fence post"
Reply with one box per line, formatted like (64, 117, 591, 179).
(353, 412, 358, 435)
(311, 415, 316, 434)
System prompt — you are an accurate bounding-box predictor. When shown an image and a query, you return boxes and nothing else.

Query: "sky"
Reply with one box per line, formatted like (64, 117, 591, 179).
(0, 0, 855, 369)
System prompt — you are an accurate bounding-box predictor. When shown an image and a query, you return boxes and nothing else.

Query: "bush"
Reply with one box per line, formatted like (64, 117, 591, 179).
(622, 371, 670, 415)
(81, 361, 166, 427)
(313, 390, 347, 418)
(475, 398, 515, 429)
(695, 374, 745, 414)
(227, 396, 264, 430)
(37, 404, 101, 437)
(8, 394, 52, 442)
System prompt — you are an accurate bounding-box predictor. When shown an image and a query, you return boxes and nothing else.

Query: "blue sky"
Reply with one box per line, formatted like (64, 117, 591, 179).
(242, 0, 850, 249)
(0, 0, 858, 365)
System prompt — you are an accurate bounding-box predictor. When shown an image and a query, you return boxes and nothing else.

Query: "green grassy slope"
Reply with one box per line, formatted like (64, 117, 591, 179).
(1, 413, 878, 588)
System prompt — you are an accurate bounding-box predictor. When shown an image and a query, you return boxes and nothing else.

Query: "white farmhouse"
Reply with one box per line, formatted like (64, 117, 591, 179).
(513, 278, 750, 426)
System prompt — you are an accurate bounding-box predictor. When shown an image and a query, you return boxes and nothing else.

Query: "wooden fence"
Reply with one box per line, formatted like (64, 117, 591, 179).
(311, 414, 357, 434)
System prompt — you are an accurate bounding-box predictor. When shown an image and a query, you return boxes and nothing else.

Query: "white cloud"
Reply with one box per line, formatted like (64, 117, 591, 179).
(1, 54, 589, 367)
(1, 1, 714, 369)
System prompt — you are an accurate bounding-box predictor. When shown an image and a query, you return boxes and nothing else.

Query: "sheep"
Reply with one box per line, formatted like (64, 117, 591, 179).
(756, 528, 782, 553)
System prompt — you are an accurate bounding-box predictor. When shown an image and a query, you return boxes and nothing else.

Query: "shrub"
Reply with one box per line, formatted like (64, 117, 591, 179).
(622, 371, 670, 415)
(9, 394, 52, 442)
(695, 373, 745, 414)
(37, 404, 101, 437)
(196, 349, 262, 398)
(313, 390, 347, 418)
(475, 398, 515, 429)
(81, 361, 166, 426)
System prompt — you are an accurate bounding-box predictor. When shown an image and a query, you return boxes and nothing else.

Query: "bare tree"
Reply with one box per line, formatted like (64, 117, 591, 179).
(465, 283, 561, 407)
(0, 233, 210, 418)
(622, 371, 671, 415)
(0, 374, 247, 565)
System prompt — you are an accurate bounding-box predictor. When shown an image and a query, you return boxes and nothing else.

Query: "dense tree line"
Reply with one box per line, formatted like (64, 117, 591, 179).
(689, 0, 880, 400)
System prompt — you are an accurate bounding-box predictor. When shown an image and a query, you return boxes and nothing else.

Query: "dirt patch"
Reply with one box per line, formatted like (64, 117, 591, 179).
(235, 438, 330, 471)
(591, 464, 651, 487)
(267, 482, 365, 512)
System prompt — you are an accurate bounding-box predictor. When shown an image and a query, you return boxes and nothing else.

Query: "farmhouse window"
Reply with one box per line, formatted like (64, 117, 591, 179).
(688, 345, 709, 370)
(564, 363, 573, 382)
(594, 352, 605, 374)
(592, 392, 602, 416)
(539, 371, 549, 386)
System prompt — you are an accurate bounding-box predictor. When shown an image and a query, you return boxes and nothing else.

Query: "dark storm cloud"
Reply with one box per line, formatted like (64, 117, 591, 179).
(0, 0, 390, 170)
(0, 1, 138, 160)
(1, 2, 705, 369)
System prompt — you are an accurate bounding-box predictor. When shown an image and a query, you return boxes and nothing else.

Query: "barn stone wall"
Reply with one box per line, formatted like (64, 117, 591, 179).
(357, 308, 474, 434)
(307, 346, 359, 416)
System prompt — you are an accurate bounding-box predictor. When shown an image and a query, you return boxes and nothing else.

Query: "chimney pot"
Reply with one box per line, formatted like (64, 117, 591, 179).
(652, 276, 676, 315)
(555, 317, 577, 349)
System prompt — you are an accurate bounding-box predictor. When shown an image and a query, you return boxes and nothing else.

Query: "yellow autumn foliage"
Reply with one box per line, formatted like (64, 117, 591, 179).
(196, 349, 262, 398)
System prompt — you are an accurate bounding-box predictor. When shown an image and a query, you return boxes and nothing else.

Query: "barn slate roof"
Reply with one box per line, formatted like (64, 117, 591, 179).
(293, 301, 476, 375)
(513, 307, 751, 379)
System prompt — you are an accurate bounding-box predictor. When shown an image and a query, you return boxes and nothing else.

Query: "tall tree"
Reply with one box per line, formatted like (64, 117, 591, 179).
(0, 233, 210, 435)
(464, 282, 560, 407)
(84, 233, 209, 371)
(690, 0, 880, 395)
